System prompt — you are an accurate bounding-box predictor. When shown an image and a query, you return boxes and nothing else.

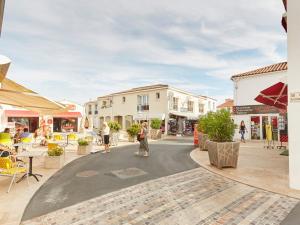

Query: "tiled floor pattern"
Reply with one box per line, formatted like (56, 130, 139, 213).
(21, 168, 299, 225)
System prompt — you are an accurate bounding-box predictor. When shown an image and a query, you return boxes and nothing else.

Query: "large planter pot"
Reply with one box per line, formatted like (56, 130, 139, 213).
(77, 144, 92, 155)
(207, 140, 240, 169)
(111, 132, 119, 146)
(198, 132, 209, 151)
(128, 135, 136, 142)
(150, 129, 161, 140)
(44, 155, 64, 169)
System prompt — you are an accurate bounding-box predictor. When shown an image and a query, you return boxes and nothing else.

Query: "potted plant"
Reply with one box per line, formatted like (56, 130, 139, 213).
(44, 146, 64, 169)
(108, 121, 121, 146)
(77, 138, 92, 155)
(126, 123, 140, 142)
(150, 118, 162, 140)
(197, 116, 210, 151)
(201, 109, 240, 169)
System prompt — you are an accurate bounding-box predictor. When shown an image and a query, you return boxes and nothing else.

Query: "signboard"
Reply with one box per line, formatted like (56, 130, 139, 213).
(232, 105, 280, 115)
(290, 92, 300, 102)
(66, 104, 76, 110)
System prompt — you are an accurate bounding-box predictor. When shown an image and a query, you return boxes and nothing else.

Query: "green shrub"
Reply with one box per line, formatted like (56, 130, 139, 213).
(198, 109, 235, 142)
(127, 123, 140, 137)
(150, 118, 162, 129)
(78, 138, 89, 146)
(48, 146, 64, 156)
(108, 121, 121, 132)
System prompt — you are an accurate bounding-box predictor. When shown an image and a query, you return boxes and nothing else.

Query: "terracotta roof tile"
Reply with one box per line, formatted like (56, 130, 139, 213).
(231, 62, 287, 80)
(217, 99, 234, 109)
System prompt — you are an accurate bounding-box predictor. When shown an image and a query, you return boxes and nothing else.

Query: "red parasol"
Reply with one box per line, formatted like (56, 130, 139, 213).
(254, 82, 287, 110)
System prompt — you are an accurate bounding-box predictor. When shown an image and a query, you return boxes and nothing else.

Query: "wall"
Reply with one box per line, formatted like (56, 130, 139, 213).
(234, 71, 287, 106)
(288, 0, 300, 190)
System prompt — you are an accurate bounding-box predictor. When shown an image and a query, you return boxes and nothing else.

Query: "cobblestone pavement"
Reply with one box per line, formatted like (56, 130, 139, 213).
(21, 167, 299, 225)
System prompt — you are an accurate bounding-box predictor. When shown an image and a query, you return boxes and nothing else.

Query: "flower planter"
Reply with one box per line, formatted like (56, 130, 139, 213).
(150, 129, 161, 140)
(111, 132, 119, 146)
(77, 144, 92, 155)
(207, 140, 240, 169)
(128, 136, 136, 142)
(44, 155, 64, 169)
(198, 132, 209, 151)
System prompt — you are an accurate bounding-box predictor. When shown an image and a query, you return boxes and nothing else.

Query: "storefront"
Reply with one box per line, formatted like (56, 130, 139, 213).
(168, 113, 198, 135)
(53, 112, 82, 132)
(233, 105, 282, 141)
(4, 110, 39, 132)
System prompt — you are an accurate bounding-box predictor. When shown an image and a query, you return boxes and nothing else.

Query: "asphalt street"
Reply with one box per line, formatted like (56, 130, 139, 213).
(22, 137, 199, 221)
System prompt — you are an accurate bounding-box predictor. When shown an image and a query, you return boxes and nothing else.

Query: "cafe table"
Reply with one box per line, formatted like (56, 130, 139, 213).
(16, 150, 46, 183)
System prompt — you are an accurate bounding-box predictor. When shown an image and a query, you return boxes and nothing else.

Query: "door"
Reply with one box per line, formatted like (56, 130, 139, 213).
(251, 116, 260, 140)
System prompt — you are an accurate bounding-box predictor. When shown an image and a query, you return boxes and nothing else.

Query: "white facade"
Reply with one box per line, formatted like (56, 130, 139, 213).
(232, 70, 287, 141)
(85, 85, 216, 133)
(288, 0, 300, 190)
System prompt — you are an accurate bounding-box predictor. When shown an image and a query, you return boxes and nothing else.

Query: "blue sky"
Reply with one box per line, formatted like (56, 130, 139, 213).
(0, 0, 287, 104)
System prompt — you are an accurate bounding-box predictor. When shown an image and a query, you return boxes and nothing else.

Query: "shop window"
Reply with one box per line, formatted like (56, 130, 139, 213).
(8, 117, 39, 133)
(251, 116, 260, 140)
(53, 117, 78, 132)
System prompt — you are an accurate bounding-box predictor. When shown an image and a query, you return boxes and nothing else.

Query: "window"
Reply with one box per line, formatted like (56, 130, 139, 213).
(122, 96, 126, 103)
(102, 101, 107, 108)
(173, 97, 179, 111)
(137, 95, 149, 112)
(156, 92, 160, 99)
(88, 105, 92, 115)
(94, 104, 98, 114)
(188, 101, 194, 112)
(208, 101, 211, 111)
(199, 103, 205, 113)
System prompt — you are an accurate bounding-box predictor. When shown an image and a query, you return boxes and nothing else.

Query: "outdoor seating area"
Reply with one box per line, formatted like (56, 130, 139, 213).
(191, 140, 300, 199)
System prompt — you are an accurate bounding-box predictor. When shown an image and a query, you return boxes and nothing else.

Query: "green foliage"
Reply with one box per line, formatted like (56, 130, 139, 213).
(108, 121, 121, 132)
(127, 123, 141, 137)
(48, 146, 64, 156)
(198, 109, 235, 142)
(150, 118, 162, 129)
(78, 138, 89, 146)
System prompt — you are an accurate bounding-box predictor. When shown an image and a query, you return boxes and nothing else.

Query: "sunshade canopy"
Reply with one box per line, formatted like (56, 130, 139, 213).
(254, 82, 287, 110)
(0, 78, 66, 115)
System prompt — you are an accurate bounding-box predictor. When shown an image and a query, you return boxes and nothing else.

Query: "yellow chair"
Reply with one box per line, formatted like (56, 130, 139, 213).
(67, 133, 77, 141)
(53, 134, 63, 141)
(0, 133, 12, 147)
(0, 156, 28, 193)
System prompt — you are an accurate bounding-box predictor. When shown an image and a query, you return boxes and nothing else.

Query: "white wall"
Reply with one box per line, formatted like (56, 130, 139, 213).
(234, 71, 287, 106)
(288, 0, 300, 190)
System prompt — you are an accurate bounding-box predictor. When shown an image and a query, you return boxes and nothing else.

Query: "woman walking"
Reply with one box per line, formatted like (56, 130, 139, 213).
(239, 120, 247, 143)
(102, 122, 110, 153)
(136, 122, 150, 157)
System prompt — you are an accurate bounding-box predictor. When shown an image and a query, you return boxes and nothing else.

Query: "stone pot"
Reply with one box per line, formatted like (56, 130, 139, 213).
(128, 135, 136, 142)
(77, 144, 92, 155)
(150, 129, 161, 140)
(44, 155, 64, 169)
(198, 132, 209, 151)
(206, 140, 240, 169)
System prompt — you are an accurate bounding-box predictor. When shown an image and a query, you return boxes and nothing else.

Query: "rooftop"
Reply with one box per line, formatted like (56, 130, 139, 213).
(217, 99, 234, 109)
(231, 62, 287, 80)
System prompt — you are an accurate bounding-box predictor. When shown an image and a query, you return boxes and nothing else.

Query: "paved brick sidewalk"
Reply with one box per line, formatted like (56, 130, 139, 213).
(21, 167, 299, 225)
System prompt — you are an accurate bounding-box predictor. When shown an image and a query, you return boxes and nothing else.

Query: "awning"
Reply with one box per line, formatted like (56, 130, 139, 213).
(53, 112, 82, 118)
(0, 55, 10, 82)
(254, 82, 287, 110)
(0, 78, 66, 115)
(282, 12, 287, 32)
(4, 110, 39, 117)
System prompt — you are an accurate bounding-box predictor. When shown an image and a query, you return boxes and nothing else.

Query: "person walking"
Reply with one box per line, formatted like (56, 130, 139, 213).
(136, 122, 150, 157)
(239, 120, 247, 143)
(102, 122, 110, 153)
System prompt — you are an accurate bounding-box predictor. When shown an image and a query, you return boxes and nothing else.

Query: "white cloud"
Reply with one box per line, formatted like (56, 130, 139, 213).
(1, 0, 286, 103)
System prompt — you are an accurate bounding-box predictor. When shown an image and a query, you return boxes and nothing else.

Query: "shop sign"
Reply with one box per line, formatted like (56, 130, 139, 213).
(232, 105, 280, 115)
(290, 92, 300, 102)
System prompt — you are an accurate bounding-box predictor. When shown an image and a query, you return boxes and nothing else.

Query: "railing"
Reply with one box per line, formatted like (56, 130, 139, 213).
(137, 105, 149, 112)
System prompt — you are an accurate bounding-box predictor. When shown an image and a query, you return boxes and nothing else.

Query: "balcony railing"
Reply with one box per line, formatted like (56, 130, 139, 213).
(94, 110, 98, 114)
(137, 105, 149, 112)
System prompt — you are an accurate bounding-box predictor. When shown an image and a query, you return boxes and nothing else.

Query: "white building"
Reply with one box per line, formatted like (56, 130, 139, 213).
(287, 0, 300, 190)
(231, 62, 287, 141)
(85, 84, 216, 134)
